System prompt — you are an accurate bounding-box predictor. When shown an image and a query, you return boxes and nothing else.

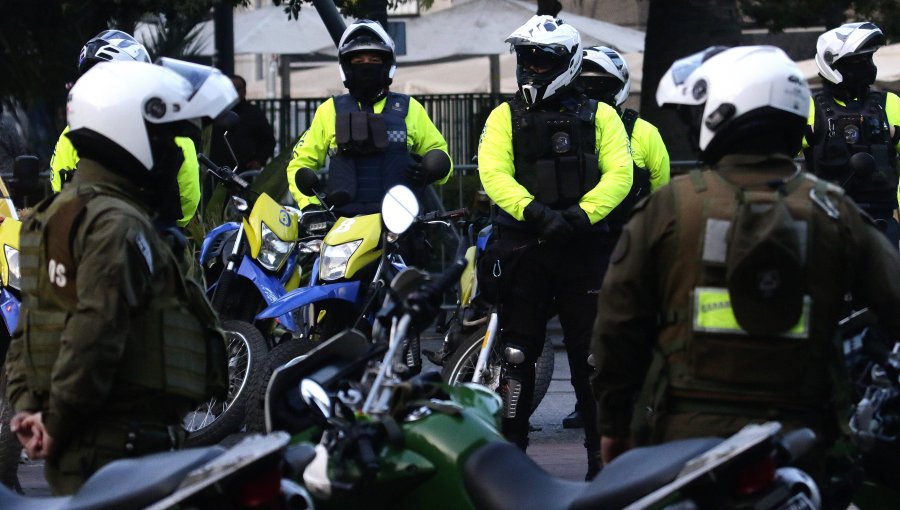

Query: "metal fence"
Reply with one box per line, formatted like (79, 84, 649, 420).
(251, 93, 514, 164)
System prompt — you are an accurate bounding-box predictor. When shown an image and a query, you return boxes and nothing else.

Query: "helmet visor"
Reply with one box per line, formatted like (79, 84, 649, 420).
(669, 46, 729, 86)
(515, 45, 568, 74)
(157, 57, 216, 100)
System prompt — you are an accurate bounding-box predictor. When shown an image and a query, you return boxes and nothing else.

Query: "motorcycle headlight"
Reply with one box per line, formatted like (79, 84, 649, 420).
(258, 223, 295, 272)
(319, 240, 362, 281)
(4, 245, 19, 291)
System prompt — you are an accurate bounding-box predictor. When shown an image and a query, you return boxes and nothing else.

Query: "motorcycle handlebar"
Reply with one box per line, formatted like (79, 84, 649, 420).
(197, 153, 249, 190)
(417, 208, 468, 223)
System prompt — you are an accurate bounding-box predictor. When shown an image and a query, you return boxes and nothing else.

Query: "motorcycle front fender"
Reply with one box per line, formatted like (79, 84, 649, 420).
(237, 256, 298, 332)
(199, 222, 240, 264)
(256, 281, 361, 321)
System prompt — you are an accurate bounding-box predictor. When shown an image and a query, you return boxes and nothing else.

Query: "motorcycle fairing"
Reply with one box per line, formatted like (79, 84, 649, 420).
(246, 193, 299, 259)
(199, 222, 239, 264)
(235, 255, 299, 332)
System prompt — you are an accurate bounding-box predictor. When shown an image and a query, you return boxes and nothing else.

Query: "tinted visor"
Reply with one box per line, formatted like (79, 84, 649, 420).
(157, 57, 214, 100)
(669, 46, 729, 85)
(516, 45, 568, 72)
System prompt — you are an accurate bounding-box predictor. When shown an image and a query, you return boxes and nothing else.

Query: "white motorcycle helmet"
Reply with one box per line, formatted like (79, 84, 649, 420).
(580, 46, 630, 107)
(337, 20, 397, 101)
(656, 45, 810, 163)
(506, 15, 582, 105)
(78, 29, 151, 76)
(815, 22, 885, 85)
(67, 60, 238, 173)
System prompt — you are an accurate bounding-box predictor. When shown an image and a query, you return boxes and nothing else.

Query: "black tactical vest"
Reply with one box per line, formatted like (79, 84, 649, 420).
(494, 96, 600, 228)
(804, 90, 898, 213)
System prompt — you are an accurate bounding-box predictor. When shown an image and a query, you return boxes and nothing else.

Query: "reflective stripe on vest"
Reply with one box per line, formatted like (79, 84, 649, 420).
(692, 286, 810, 339)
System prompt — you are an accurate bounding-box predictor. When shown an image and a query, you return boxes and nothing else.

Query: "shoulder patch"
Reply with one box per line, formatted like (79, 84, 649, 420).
(610, 229, 630, 265)
(134, 232, 154, 274)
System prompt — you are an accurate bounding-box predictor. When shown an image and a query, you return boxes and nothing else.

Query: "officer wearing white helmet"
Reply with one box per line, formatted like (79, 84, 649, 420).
(6, 59, 235, 494)
(592, 46, 900, 504)
(49, 30, 202, 228)
(477, 15, 632, 480)
(556, 46, 671, 432)
(803, 22, 900, 245)
(286, 19, 453, 217)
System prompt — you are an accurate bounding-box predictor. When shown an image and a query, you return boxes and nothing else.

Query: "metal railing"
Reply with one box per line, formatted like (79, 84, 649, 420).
(251, 93, 514, 165)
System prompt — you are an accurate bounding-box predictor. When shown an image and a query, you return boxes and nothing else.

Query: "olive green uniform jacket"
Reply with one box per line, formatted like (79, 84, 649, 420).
(591, 154, 900, 445)
(5, 160, 223, 493)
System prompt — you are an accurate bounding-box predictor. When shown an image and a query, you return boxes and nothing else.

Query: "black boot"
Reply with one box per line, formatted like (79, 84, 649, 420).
(562, 408, 583, 429)
(585, 449, 602, 481)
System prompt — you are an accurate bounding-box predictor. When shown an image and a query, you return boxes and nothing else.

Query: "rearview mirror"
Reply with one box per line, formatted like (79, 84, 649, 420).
(300, 379, 332, 424)
(295, 168, 320, 197)
(382, 185, 419, 235)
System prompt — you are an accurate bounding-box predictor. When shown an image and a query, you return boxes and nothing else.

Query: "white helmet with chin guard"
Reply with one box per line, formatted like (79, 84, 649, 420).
(815, 22, 885, 85)
(657, 45, 810, 163)
(67, 60, 237, 172)
(506, 15, 582, 105)
(580, 46, 630, 107)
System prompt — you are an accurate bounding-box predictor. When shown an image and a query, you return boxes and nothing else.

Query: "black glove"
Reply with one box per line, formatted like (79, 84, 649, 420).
(523, 201, 574, 242)
(406, 153, 430, 185)
(562, 205, 592, 233)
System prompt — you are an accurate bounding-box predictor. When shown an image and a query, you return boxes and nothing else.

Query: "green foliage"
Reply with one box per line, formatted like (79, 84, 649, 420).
(0, 0, 247, 109)
(739, 0, 900, 40)
(142, 12, 210, 62)
(272, 0, 434, 21)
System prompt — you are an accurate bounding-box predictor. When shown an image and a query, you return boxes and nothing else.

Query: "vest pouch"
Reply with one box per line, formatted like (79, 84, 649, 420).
(688, 331, 812, 389)
(22, 309, 67, 393)
(160, 306, 210, 402)
(534, 159, 559, 206)
(556, 155, 582, 206)
(181, 278, 228, 401)
(813, 140, 850, 180)
(326, 154, 358, 207)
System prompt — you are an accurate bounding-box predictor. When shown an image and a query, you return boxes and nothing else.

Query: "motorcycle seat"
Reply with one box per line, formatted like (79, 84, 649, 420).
(571, 437, 722, 510)
(463, 440, 586, 510)
(0, 446, 224, 510)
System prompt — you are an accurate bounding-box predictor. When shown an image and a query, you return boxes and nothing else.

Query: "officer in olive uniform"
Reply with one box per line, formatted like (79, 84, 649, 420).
(592, 45, 900, 484)
(803, 22, 900, 245)
(479, 16, 632, 480)
(5, 60, 234, 494)
(286, 20, 452, 216)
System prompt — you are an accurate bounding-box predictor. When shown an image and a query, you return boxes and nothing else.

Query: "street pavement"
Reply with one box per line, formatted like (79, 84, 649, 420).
(16, 324, 585, 496)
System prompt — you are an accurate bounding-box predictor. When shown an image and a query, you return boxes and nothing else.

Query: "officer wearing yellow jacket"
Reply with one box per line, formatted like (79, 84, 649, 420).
(478, 16, 632, 480)
(49, 30, 201, 227)
(801, 22, 900, 244)
(286, 20, 452, 216)
(592, 47, 900, 500)
(6, 60, 233, 495)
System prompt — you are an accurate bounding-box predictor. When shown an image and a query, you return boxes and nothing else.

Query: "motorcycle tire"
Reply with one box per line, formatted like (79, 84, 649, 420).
(245, 338, 317, 433)
(183, 320, 268, 446)
(0, 369, 22, 493)
(441, 326, 554, 416)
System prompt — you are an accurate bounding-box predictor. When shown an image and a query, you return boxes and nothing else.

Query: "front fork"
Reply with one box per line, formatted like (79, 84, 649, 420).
(211, 223, 245, 313)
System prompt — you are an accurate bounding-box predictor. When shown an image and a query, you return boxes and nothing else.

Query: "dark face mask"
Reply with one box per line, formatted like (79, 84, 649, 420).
(833, 57, 877, 99)
(347, 63, 388, 103)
